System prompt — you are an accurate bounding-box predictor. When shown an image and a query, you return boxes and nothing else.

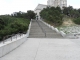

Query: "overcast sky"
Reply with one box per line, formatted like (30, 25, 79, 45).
(0, 0, 80, 15)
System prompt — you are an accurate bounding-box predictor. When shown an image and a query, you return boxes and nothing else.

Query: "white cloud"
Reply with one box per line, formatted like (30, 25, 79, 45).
(67, 0, 80, 9)
(0, 0, 38, 15)
(0, 0, 80, 15)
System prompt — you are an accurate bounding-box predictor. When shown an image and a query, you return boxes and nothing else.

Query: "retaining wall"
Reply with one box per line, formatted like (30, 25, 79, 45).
(0, 36, 27, 58)
(0, 20, 32, 58)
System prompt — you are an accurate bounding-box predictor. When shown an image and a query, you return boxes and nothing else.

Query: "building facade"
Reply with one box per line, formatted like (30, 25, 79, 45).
(34, 4, 47, 19)
(47, 0, 67, 9)
(34, 0, 67, 20)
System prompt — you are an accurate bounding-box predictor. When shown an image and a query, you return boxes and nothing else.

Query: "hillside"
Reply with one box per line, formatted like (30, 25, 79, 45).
(62, 16, 76, 26)
(57, 17, 80, 34)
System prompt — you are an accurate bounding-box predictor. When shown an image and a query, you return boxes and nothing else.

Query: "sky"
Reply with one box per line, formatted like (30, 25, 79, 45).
(0, 0, 80, 15)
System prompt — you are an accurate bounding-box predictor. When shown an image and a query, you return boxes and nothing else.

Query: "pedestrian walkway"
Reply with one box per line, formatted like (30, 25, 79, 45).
(29, 20, 63, 38)
(1, 38, 80, 60)
(1, 20, 80, 60)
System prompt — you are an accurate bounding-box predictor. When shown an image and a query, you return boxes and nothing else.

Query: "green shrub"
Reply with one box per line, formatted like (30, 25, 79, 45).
(0, 16, 30, 41)
(0, 18, 5, 30)
(73, 17, 80, 25)
(10, 21, 28, 33)
(40, 7, 63, 26)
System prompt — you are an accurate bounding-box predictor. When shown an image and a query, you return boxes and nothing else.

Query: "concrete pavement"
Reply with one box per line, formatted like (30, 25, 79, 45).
(0, 20, 80, 60)
(0, 38, 80, 60)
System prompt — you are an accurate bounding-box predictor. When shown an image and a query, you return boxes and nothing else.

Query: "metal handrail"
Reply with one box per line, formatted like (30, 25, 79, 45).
(36, 20, 46, 37)
(0, 33, 25, 44)
(0, 19, 32, 44)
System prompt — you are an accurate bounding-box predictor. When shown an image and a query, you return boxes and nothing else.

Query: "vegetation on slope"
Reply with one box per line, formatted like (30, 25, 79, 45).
(40, 7, 63, 26)
(63, 6, 80, 25)
(40, 6, 80, 26)
(0, 10, 36, 41)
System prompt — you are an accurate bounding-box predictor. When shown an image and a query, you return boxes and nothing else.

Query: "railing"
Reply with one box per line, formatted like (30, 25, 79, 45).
(0, 33, 27, 58)
(0, 19, 32, 44)
(40, 19, 80, 39)
(36, 20, 46, 37)
(0, 33, 27, 44)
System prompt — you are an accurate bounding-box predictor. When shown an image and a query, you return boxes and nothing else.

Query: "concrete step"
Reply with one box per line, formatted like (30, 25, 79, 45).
(30, 30, 42, 32)
(30, 29, 42, 31)
(46, 33, 63, 38)
(29, 35, 45, 37)
(30, 33, 44, 35)
(29, 20, 63, 38)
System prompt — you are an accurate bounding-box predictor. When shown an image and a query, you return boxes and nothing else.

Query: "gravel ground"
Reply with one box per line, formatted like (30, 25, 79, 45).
(58, 25, 80, 34)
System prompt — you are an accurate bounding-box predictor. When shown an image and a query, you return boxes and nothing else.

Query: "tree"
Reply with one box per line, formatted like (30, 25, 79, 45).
(78, 9, 80, 13)
(63, 6, 80, 18)
(63, 6, 73, 16)
(26, 10, 36, 20)
(11, 11, 26, 18)
(0, 15, 30, 41)
(73, 17, 80, 25)
(40, 7, 63, 26)
(0, 18, 5, 30)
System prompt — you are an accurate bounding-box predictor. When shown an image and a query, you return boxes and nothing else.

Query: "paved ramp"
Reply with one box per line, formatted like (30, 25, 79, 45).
(1, 38, 80, 60)
(29, 20, 63, 38)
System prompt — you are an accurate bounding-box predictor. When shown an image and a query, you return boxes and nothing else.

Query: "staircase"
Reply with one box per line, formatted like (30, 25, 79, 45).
(29, 20, 63, 38)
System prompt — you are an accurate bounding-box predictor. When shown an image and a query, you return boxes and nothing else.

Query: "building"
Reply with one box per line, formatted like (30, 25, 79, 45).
(34, 4, 47, 19)
(34, 0, 67, 19)
(47, 0, 55, 6)
(47, 0, 67, 9)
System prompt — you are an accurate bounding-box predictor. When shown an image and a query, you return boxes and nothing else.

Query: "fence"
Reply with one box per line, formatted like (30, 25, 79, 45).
(0, 33, 27, 44)
(0, 19, 32, 44)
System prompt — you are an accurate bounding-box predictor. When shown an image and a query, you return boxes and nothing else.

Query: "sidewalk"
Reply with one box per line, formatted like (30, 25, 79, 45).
(0, 38, 80, 60)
